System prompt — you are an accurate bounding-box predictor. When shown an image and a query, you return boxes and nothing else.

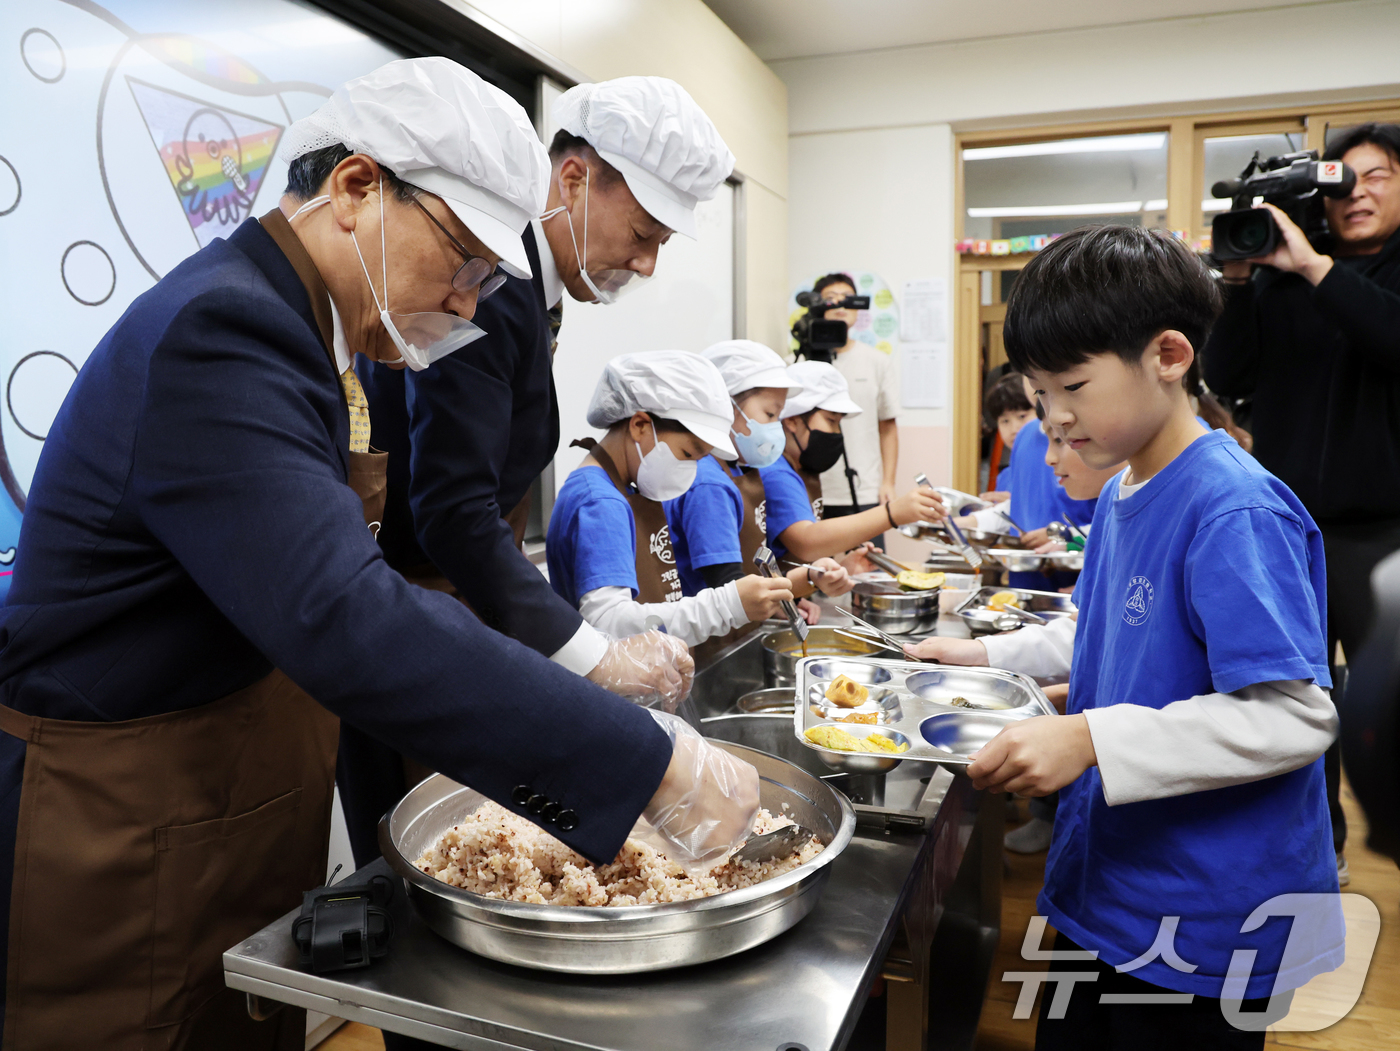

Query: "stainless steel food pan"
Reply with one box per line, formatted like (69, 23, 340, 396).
(850, 580, 939, 633)
(379, 743, 856, 974)
(762, 626, 890, 686)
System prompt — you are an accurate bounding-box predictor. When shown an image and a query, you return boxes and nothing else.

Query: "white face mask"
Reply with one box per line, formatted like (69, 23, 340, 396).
(294, 179, 488, 371)
(541, 168, 653, 305)
(634, 432, 697, 501)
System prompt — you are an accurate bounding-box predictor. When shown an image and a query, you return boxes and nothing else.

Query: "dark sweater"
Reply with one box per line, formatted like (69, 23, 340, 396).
(1203, 229, 1400, 523)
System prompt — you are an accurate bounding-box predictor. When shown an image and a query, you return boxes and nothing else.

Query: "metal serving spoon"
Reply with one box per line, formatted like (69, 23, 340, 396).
(731, 824, 815, 865)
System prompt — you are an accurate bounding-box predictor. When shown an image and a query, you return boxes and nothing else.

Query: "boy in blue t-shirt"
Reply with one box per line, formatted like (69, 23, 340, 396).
(907, 226, 1341, 1049)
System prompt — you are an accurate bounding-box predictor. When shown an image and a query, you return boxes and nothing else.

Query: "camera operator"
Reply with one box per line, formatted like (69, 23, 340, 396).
(1203, 122, 1400, 881)
(809, 273, 901, 539)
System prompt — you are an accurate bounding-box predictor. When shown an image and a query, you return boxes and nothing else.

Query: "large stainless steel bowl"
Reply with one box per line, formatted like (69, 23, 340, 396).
(851, 579, 939, 632)
(378, 743, 856, 974)
(762, 626, 890, 686)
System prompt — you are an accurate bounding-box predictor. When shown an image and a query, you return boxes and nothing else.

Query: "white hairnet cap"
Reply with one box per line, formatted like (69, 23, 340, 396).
(780, 361, 864, 419)
(280, 57, 549, 279)
(554, 77, 734, 240)
(587, 351, 737, 459)
(702, 340, 801, 397)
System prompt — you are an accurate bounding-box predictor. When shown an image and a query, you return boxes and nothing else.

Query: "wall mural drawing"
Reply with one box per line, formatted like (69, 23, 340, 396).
(0, 0, 403, 596)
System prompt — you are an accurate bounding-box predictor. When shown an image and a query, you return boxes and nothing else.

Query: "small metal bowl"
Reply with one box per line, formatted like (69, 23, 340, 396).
(801, 660, 894, 685)
(735, 687, 796, 714)
(920, 711, 1031, 759)
(806, 683, 902, 723)
(957, 608, 1026, 635)
(902, 669, 1033, 711)
(804, 723, 909, 774)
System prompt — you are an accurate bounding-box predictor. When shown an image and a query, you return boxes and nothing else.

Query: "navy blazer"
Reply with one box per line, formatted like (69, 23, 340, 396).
(357, 227, 581, 654)
(0, 218, 670, 868)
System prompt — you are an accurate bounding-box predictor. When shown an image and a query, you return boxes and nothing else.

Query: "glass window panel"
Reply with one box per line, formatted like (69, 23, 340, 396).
(963, 132, 1169, 240)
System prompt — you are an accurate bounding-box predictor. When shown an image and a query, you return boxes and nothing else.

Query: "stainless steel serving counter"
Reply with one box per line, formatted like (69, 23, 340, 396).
(225, 609, 1003, 1051)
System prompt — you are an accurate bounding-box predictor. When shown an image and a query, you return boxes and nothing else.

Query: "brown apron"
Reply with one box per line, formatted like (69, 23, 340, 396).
(797, 462, 825, 520)
(721, 457, 770, 569)
(0, 212, 385, 1050)
(570, 439, 681, 603)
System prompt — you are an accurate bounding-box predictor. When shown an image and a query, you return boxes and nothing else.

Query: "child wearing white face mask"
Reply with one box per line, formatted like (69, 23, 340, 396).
(665, 341, 854, 617)
(546, 351, 797, 646)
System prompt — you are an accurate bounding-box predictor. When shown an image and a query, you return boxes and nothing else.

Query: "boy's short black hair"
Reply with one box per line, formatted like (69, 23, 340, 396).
(813, 272, 857, 298)
(1002, 226, 1222, 383)
(984, 372, 1032, 424)
(1323, 122, 1400, 166)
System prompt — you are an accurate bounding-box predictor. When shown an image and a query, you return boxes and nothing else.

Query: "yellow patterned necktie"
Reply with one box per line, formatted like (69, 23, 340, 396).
(340, 366, 372, 454)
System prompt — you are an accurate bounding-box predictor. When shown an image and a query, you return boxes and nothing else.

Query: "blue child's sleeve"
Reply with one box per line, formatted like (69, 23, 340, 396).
(1185, 506, 1332, 693)
(572, 490, 642, 599)
(676, 481, 743, 570)
(760, 459, 817, 544)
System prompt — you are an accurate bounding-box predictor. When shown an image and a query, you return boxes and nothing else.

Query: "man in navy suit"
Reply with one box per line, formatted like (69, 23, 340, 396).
(346, 77, 737, 860)
(0, 60, 755, 1048)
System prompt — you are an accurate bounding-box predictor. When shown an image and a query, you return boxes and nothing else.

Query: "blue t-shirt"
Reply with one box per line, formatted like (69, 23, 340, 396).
(758, 456, 818, 563)
(545, 466, 639, 608)
(1042, 430, 1340, 998)
(665, 455, 745, 596)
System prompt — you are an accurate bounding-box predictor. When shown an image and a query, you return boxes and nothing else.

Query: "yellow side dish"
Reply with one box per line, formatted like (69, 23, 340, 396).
(805, 726, 908, 754)
(839, 712, 877, 724)
(987, 590, 1021, 611)
(896, 570, 945, 591)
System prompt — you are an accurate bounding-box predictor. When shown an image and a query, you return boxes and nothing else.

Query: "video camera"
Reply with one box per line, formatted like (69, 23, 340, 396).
(790, 290, 871, 362)
(1210, 149, 1356, 261)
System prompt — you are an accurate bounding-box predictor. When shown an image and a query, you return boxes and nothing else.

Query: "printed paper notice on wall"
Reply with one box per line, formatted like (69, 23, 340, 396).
(900, 278, 947, 408)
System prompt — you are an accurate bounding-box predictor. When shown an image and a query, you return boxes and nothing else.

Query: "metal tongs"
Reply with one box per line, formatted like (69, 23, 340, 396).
(916, 472, 983, 570)
(754, 545, 808, 642)
(830, 605, 931, 661)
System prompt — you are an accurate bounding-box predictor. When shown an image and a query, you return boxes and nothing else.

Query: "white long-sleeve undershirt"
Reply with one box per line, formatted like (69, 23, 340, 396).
(578, 583, 747, 648)
(978, 619, 1337, 805)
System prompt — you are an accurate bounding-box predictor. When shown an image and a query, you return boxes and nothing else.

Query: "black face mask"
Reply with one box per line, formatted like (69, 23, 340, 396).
(799, 428, 845, 474)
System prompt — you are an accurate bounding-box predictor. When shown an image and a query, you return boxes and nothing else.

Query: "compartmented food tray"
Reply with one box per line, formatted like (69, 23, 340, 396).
(793, 658, 1056, 771)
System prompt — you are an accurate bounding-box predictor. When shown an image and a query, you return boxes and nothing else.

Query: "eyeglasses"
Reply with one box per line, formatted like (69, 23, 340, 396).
(409, 195, 507, 300)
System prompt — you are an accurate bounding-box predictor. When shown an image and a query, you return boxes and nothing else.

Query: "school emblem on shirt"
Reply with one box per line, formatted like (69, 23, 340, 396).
(1123, 575, 1154, 626)
(754, 500, 767, 535)
(650, 524, 675, 565)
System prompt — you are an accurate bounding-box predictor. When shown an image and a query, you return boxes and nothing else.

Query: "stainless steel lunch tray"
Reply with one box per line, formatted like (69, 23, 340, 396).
(794, 658, 1055, 771)
(379, 743, 856, 975)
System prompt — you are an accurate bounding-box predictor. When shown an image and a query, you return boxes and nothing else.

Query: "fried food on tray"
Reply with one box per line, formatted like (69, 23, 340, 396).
(987, 590, 1021, 611)
(824, 674, 869, 708)
(896, 570, 945, 591)
(839, 711, 877, 724)
(805, 725, 908, 754)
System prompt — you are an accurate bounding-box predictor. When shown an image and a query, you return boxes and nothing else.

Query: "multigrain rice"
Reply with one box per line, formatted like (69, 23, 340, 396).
(416, 801, 823, 907)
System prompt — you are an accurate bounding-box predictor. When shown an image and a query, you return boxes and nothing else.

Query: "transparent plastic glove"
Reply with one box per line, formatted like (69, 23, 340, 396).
(632, 709, 760, 876)
(586, 630, 695, 713)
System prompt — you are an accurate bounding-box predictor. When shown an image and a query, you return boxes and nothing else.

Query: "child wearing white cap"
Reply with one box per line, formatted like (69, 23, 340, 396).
(664, 341, 855, 614)
(547, 351, 796, 646)
(763, 361, 947, 563)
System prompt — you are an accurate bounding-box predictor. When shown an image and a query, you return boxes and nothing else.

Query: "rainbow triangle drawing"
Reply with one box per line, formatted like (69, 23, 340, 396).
(127, 77, 283, 248)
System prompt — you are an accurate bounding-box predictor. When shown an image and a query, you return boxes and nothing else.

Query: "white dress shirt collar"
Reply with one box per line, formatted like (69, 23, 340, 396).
(530, 219, 564, 309)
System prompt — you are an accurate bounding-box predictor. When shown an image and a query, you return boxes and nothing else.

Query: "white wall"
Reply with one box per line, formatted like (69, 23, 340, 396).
(776, 0, 1400, 487)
